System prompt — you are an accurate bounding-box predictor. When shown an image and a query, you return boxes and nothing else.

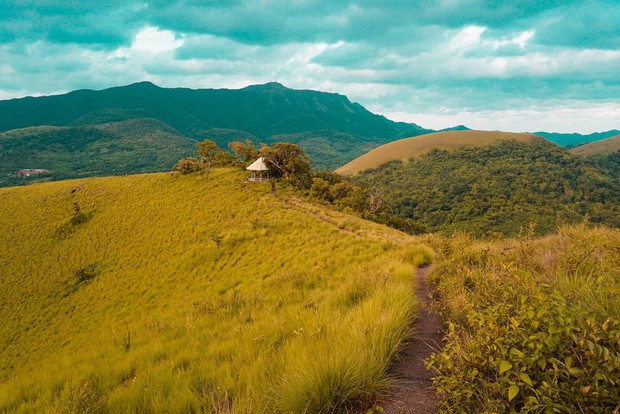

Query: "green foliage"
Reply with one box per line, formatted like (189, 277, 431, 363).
(0, 118, 197, 187)
(174, 140, 237, 176)
(173, 157, 201, 175)
(354, 139, 620, 237)
(0, 169, 422, 412)
(589, 150, 620, 179)
(260, 142, 313, 188)
(229, 140, 260, 164)
(308, 171, 426, 235)
(428, 226, 620, 413)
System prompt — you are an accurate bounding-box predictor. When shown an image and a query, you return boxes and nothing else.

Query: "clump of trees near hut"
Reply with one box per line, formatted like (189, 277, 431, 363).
(174, 139, 426, 235)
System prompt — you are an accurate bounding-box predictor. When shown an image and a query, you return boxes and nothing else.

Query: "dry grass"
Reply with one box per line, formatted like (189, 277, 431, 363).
(569, 134, 620, 156)
(335, 130, 542, 175)
(0, 169, 425, 412)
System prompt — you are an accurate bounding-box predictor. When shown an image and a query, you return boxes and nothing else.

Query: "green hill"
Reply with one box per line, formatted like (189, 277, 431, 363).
(350, 138, 620, 237)
(0, 170, 430, 412)
(0, 82, 430, 178)
(336, 130, 540, 176)
(0, 118, 196, 187)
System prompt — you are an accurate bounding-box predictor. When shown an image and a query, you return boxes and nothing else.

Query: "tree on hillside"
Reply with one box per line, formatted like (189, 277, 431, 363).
(196, 139, 229, 173)
(229, 140, 260, 164)
(173, 157, 201, 175)
(174, 139, 236, 175)
(260, 142, 312, 188)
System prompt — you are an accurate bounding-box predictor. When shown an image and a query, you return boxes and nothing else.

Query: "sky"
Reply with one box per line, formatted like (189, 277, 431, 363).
(0, 1, 618, 133)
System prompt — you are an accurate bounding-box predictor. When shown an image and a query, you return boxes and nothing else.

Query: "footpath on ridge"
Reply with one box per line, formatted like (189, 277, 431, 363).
(380, 265, 443, 413)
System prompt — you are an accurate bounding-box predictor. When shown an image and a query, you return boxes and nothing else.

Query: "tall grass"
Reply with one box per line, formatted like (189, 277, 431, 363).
(428, 225, 620, 412)
(0, 169, 423, 412)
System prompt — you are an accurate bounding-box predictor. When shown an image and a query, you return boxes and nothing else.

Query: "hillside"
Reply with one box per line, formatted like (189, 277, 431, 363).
(0, 82, 430, 177)
(569, 134, 620, 156)
(350, 138, 620, 237)
(336, 130, 540, 176)
(0, 118, 196, 186)
(0, 169, 428, 412)
(536, 129, 620, 147)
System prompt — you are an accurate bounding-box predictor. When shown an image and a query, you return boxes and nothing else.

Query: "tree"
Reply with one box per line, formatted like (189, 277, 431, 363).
(229, 140, 260, 165)
(173, 157, 201, 174)
(196, 140, 220, 174)
(260, 142, 312, 188)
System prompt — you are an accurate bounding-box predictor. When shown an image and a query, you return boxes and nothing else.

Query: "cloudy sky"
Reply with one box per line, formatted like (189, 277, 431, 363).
(1, 1, 618, 133)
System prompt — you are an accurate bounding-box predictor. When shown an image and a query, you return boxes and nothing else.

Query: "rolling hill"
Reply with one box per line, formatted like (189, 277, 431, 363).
(335, 130, 540, 176)
(345, 132, 620, 237)
(570, 134, 620, 179)
(569, 134, 620, 156)
(0, 169, 431, 412)
(0, 82, 431, 179)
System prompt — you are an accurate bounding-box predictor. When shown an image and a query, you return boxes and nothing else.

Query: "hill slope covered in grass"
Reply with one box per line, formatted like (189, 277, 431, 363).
(335, 130, 540, 176)
(0, 170, 431, 412)
(570, 134, 620, 156)
(351, 138, 620, 237)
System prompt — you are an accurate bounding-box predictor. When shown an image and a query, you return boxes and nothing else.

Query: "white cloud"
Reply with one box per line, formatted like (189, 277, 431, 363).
(379, 102, 620, 134)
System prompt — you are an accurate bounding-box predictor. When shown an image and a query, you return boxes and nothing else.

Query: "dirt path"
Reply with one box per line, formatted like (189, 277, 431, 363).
(379, 265, 443, 413)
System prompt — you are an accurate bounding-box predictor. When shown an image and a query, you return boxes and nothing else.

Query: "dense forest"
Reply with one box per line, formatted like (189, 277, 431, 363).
(353, 139, 620, 237)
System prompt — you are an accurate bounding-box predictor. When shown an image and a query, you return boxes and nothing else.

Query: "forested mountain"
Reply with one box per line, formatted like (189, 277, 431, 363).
(350, 136, 620, 237)
(0, 82, 430, 182)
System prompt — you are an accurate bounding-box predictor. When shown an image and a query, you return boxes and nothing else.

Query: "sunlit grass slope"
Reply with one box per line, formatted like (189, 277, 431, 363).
(0, 169, 425, 412)
(570, 134, 620, 156)
(335, 130, 541, 175)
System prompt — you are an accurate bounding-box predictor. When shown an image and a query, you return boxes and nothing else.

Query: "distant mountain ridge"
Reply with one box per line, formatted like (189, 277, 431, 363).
(0, 81, 617, 187)
(0, 81, 432, 180)
(535, 130, 620, 147)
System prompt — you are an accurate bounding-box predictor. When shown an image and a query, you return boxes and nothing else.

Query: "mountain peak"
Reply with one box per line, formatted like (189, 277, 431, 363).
(241, 82, 290, 91)
(127, 81, 160, 89)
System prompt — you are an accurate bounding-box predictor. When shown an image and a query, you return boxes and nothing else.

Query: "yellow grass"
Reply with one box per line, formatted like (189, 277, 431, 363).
(569, 134, 620, 156)
(335, 130, 542, 175)
(0, 169, 424, 412)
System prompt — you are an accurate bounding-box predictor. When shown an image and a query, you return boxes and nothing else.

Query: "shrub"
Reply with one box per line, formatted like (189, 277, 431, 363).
(173, 157, 201, 174)
(429, 227, 620, 413)
(75, 264, 97, 284)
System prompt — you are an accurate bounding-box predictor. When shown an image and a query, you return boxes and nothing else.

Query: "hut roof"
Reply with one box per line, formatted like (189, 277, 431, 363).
(246, 157, 269, 171)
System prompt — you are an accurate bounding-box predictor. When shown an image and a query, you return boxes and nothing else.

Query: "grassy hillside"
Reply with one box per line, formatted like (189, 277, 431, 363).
(0, 118, 195, 186)
(570, 134, 620, 156)
(336, 130, 540, 176)
(428, 225, 620, 412)
(0, 169, 432, 412)
(351, 138, 620, 237)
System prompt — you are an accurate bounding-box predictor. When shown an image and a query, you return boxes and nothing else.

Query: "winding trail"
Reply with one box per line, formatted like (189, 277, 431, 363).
(380, 265, 443, 413)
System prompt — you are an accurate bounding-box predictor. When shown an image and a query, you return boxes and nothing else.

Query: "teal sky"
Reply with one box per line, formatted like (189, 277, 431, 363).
(0, 1, 618, 133)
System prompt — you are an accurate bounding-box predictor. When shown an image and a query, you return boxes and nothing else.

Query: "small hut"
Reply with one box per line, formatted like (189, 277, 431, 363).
(246, 157, 270, 182)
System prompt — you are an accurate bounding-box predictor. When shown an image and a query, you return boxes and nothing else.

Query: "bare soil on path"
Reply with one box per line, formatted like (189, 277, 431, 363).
(379, 265, 443, 414)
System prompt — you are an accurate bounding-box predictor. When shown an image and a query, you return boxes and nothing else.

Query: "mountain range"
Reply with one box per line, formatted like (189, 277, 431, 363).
(0, 81, 617, 187)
